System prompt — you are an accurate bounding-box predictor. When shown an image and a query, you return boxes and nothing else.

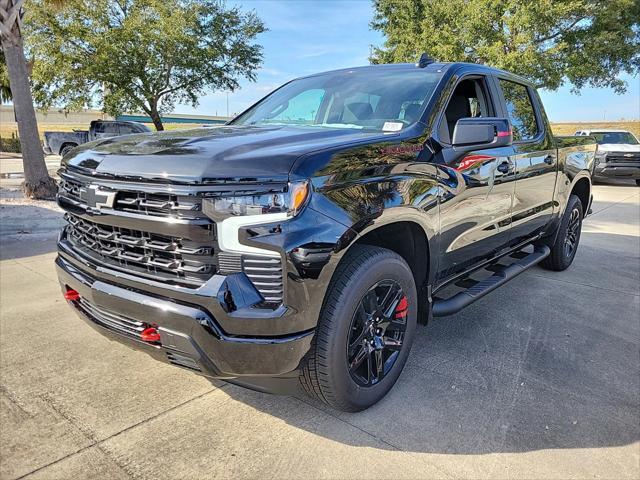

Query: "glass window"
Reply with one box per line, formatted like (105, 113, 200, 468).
(119, 124, 140, 135)
(268, 89, 325, 124)
(590, 131, 639, 145)
(233, 69, 443, 132)
(95, 122, 120, 135)
(499, 79, 539, 141)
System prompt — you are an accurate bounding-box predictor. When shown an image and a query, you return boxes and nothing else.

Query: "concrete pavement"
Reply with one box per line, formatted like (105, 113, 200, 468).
(0, 180, 638, 479)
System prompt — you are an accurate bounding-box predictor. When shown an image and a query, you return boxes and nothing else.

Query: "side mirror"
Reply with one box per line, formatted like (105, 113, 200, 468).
(452, 117, 512, 149)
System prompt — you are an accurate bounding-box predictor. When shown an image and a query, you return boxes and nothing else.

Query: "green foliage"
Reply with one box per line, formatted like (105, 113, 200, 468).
(25, 0, 265, 128)
(0, 50, 11, 102)
(371, 0, 640, 93)
(0, 133, 21, 153)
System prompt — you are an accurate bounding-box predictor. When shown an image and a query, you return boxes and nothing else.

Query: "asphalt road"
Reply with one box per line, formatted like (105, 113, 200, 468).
(1, 180, 638, 479)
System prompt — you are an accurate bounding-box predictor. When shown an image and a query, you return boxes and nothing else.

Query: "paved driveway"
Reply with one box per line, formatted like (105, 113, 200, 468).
(1, 181, 638, 479)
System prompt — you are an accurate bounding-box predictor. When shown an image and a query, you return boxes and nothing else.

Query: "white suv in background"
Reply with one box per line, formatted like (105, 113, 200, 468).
(575, 129, 640, 185)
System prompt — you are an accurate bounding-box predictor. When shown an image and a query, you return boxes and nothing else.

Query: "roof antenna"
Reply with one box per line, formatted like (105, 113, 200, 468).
(416, 53, 435, 68)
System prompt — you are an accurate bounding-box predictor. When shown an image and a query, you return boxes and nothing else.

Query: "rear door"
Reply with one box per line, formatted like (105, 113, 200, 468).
(495, 78, 558, 245)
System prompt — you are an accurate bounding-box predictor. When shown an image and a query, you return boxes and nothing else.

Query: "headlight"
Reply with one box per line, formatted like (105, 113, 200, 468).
(203, 180, 309, 221)
(594, 152, 606, 164)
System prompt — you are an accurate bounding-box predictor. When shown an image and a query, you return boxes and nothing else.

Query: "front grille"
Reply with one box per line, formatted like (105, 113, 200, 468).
(58, 178, 204, 219)
(607, 153, 640, 163)
(58, 177, 83, 203)
(65, 213, 215, 285)
(78, 298, 146, 339)
(115, 191, 203, 219)
(58, 173, 286, 305)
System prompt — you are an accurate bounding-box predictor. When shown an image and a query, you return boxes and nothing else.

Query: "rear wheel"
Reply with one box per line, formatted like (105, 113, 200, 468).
(299, 245, 417, 412)
(635, 179, 640, 187)
(540, 194, 583, 271)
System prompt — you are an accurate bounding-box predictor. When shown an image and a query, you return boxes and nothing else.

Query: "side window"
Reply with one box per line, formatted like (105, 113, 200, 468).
(499, 79, 539, 142)
(268, 88, 325, 125)
(95, 122, 120, 135)
(119, 124, 138, 135)
(439, 77, 493, 144)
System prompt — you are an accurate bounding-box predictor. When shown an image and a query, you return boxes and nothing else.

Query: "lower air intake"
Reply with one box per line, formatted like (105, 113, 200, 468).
(218, 252, 284, 305)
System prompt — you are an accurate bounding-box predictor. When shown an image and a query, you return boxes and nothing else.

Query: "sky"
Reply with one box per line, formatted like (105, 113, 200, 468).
(174, 0, 640, 122)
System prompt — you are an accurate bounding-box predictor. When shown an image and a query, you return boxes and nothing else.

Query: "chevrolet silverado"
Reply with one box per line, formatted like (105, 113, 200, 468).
(56, 58, 596, 411)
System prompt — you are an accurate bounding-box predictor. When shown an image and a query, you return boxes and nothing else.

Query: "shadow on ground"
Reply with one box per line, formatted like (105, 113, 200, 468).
(216, 228, 639, 455)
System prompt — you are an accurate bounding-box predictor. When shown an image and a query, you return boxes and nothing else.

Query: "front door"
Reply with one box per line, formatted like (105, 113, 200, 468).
(434, 75, 517, 283)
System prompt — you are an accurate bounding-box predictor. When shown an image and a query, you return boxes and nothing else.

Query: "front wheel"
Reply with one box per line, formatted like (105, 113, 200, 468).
(540, 194, 584, 271)
(635, 179, 640, 187)
(59, 144, 77, 157)
(299, 245, 418, 412)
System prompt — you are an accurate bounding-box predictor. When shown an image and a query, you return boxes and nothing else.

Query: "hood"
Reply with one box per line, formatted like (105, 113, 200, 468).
(597, 143, 640, 153)
(62, 125, 390, 183)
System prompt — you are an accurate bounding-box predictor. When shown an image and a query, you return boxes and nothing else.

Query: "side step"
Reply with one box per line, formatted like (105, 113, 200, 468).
(432, 245, 550, 317)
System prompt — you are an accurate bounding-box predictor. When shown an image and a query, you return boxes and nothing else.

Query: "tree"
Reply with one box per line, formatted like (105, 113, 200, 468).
(26, 0, 265, 131)
(371, 0, 640, 93)
(0, 0, 57, 199)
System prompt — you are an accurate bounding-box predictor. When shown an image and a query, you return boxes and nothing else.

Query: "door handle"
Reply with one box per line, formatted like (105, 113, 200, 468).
(497, 161, 511, 174)
(544, 155, 555, 165)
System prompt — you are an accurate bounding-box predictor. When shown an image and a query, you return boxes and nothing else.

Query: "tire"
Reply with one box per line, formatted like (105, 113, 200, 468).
(60, 144, 77, 157)
(635, 179, 640, 187)
(299, 245, 418, 412)
(540, 194, 584, 271)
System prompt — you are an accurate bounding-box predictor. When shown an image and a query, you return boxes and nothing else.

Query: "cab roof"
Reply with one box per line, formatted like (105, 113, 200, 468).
(299, 62, 535, 88)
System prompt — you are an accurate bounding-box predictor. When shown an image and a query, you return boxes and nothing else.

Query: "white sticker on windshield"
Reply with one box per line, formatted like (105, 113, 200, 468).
(382, 122, 403, 132)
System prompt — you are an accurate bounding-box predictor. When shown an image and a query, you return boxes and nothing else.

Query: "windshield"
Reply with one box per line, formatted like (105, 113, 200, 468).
(232, 69, 443, 132)
(591, 131, 639, 145)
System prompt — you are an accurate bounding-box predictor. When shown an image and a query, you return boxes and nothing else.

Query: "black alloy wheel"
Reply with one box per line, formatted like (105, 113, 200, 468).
(299, 245, 418, 412)
(347, 280, 409, 387)
(539, 194, 583, 271)
(563, 207, 581, 259)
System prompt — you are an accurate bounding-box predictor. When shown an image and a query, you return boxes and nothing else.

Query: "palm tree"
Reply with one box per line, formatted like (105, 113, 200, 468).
(0, 0, 56, 199)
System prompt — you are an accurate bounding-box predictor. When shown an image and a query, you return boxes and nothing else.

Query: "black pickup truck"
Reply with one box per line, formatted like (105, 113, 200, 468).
(43, 120, 151, 157)
(55, 59, 596, 411)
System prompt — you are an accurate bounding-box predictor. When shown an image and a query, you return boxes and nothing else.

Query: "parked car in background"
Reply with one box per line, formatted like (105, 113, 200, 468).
(56, 58, 595, 411)
(43, 120, 151, 157)
(575, 129, 640, 185)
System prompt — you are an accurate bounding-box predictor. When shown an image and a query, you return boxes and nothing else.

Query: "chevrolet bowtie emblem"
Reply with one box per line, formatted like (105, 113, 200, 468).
(623, 153, 634, 157)
(79, 185, 116, 211)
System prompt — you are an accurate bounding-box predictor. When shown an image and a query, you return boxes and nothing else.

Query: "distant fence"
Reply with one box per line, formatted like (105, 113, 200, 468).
(117, 113, 230, 125)
(0, 105, 231, 129)
(0, 105, 112, 128)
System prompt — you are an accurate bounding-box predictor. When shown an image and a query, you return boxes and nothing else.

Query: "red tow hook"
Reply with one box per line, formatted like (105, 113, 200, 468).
(64, 288, 81, 301)
(140, 327, 161, 343)
(395, 296, 408, 319)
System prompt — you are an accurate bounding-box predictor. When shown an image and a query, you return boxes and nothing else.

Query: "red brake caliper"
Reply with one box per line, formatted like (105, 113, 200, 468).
(394, 296, 408, 319)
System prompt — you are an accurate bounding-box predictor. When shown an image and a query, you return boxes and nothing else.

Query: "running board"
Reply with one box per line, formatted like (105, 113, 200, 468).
(432, 245, 550, 317)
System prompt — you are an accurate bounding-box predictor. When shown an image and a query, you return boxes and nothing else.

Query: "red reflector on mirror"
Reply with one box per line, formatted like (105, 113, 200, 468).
(140, 327, 161, 343)
(64, 289, 80, 301)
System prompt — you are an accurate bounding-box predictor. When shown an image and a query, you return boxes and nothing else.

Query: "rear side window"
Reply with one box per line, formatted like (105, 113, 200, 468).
(499, 79, 539, 141)
(95, 122, 120, 135)
(119, 124, 141, 135)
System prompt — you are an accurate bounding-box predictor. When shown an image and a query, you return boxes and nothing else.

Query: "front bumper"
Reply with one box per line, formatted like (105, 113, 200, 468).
(56, 254, 314, 384)
(594, 162, 640, 179)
